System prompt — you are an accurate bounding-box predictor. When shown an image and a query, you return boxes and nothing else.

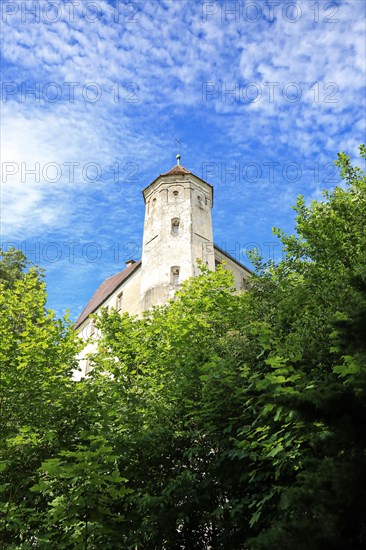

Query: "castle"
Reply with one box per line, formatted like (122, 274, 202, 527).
(75, 158, 251, 376)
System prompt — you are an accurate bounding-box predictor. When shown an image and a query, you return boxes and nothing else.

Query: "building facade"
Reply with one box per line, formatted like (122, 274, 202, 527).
(75, 161, 251, 377)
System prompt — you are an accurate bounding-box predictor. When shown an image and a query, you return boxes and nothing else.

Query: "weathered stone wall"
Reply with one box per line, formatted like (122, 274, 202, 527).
(140, 173, 214, 310)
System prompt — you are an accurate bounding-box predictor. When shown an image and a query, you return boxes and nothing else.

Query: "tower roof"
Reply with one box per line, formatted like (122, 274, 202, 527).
(162, 164, 191, 176)
(142, 163, 214, 205)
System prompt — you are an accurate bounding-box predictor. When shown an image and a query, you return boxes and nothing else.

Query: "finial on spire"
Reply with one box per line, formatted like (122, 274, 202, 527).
(175, 138, 182, 165)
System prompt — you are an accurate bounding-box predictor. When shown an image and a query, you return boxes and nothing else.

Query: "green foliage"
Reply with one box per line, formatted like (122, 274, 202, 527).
(0, 247, 43, 289)
(1, 146, 366, 548)
(31, 435, 130, 548)
(0, 253, 83, 546)
(87, 264, 251, 548)
(241, 145, 366, 548)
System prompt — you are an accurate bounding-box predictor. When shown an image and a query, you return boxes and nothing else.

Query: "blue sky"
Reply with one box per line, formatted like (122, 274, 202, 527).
(1, 0, 365, 321)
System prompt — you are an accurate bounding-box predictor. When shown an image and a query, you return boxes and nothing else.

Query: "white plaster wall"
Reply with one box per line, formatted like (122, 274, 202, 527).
(104, 268, 142, 316)
(75, 267, 142, 378)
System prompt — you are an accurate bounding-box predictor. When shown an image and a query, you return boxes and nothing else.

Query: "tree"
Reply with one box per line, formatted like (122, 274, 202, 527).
(85, 264, 251, 548)
(0, 249, 83, 545)
(237, 145, 366, 549)
(0, 247, 43, 289)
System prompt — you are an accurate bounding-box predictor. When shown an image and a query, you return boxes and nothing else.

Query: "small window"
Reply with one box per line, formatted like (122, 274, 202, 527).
(171, 218, 180, 234)
(152, 197, 156, 207)
(242, 278, 249, 290)
(116, 292, 123, 311)
(90, 320, 95, 336)
(173, 190, 179, 199)
(171, 266, 180, 286)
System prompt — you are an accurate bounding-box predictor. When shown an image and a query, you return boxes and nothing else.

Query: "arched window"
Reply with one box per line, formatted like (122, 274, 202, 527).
(171, 266, 180, 286)
(152, 197, 156, 207)
(173, 190, 179, 199)
(171, 218, 180, 234)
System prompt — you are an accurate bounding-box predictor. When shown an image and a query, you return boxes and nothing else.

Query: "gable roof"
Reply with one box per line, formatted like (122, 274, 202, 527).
(75, 260, 141, 329)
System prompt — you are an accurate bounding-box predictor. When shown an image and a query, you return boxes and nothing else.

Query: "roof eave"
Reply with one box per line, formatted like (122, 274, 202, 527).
(141, 172, 214, 205)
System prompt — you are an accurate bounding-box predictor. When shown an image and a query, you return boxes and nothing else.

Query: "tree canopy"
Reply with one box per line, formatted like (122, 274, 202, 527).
(1, 146, 365, 548)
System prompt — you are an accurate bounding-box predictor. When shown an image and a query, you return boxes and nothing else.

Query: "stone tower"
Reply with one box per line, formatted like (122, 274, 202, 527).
(140, 160, 215, 310)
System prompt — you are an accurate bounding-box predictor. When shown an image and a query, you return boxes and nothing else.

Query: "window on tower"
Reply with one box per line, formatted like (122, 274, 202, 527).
(171, 218, 180, 234)
(171, 266, 180, 286)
